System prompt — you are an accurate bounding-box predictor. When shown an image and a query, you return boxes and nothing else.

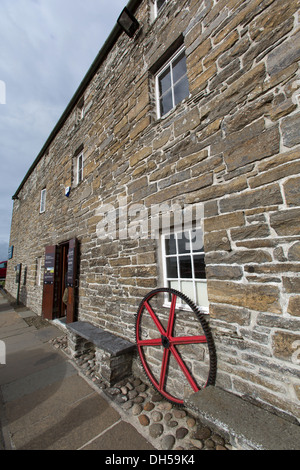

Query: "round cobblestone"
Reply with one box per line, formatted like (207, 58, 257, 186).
(138, 414, 150, 426)
(162, 435, 175, 450)
(149, 423, 164, 438)
(144, 402, 155, 412)
(176, 427, 189, 439)
(151, 411, 163, 422)
(193, 426, 211, 440)
(132, 404, 143, 416)
(173, 409, 187, 419)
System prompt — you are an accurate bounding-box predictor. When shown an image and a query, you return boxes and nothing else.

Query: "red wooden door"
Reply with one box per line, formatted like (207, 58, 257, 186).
(66, 238, 78, 324)
(42, 245, 57, 320)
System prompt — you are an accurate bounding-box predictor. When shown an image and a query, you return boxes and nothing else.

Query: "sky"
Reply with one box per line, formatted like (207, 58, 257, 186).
(0, 0, 127, 260)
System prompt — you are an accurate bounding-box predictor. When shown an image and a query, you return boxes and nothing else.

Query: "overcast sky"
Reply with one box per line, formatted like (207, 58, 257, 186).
(0, 0, 127, 260)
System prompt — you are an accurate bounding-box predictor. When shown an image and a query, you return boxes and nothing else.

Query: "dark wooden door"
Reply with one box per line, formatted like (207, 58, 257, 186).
(66, 238, 78, 324)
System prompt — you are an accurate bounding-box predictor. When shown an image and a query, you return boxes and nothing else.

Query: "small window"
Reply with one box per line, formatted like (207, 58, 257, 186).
(156, 47, 189, 118)
(162, 228, 209, 312)
(77, 97, 84, 121)
(40, 188, 46, 213)
(154, 0, 167, 17)
(77, 153, 84, 185)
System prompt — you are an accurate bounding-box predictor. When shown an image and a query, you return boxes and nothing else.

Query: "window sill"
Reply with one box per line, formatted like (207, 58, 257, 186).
(163, 301, 209, 315)
(156, 94, 191, 122)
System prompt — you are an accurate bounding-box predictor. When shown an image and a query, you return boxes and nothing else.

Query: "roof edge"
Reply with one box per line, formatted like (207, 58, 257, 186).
(12, 0, 142, 200)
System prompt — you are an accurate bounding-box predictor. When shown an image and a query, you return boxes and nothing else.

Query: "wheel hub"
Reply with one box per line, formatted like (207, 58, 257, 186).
(161, 335, 170, 349)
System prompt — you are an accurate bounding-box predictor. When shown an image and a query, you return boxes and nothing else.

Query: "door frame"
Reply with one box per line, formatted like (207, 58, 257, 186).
(42, 238, 78, 323)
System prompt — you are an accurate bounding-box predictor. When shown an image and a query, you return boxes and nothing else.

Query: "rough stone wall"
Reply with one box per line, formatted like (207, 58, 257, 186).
(6, 0, 300, 420)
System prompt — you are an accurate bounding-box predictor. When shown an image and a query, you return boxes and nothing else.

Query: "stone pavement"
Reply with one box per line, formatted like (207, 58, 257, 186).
(0, 291, 154, 451)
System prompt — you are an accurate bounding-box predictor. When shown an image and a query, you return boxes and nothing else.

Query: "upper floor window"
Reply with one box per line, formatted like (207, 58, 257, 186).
(73, 144, 84, 187)
(40, 188, 46, 213)
(156, 46, 189, 118)
(76, 96, 84, 121)
(154, 0, 167, 17)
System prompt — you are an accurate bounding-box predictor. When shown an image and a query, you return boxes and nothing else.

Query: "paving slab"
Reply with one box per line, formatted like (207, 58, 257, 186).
(0, 344, 66, 385)
(1, 360, 78, 403)
(81, 420, 155, 450)
(7, 388, 121, 450)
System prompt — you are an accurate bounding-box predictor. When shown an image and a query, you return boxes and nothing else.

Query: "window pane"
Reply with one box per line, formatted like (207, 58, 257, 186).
(172, 52, 187, 84)
(160, 90, 173, 116)
(158, 67, 171, 95)
(40, 189, 46, 212)
(191, 229, 204, 252)
(181, 281, 195, 303)
(166, 257, 178, 278)
(179, 256, 192, 278)
(168, 280, 179, 291)
(196, 281, 209, 308)
(174, 76, 189, 106)
(177, 231, 190, 254)
(193, 254, 206, 279)
(165, 234, 176, 255)
(168, 281, 179, 301)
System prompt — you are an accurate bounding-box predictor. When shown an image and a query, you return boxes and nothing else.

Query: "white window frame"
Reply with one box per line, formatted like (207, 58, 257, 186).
(154, 0, 168, 18)
(76, 152, 84, 185)
(155, 46, 189, 119)
(161, 228, 209, 314)
(40, 188, 46, 213)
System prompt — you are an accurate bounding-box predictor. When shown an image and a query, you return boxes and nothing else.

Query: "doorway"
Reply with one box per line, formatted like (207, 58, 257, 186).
(42, 238, 79, 324)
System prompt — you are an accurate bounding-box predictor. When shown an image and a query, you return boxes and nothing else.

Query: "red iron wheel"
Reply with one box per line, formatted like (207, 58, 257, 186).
(135, 287, 217, 405)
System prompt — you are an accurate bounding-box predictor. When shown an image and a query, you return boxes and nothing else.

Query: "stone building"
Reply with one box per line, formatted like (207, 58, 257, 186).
(6, 0, 300, 424)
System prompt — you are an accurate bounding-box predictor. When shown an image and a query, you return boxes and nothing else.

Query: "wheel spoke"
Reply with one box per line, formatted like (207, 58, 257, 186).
(137, 338, 162, 347)
(144, 301, 166, 336)
(170, 345, 199, 393)
(159, 348, 170, 392)
(166, 294, 176, 337)
(170, 335, 207, 346)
